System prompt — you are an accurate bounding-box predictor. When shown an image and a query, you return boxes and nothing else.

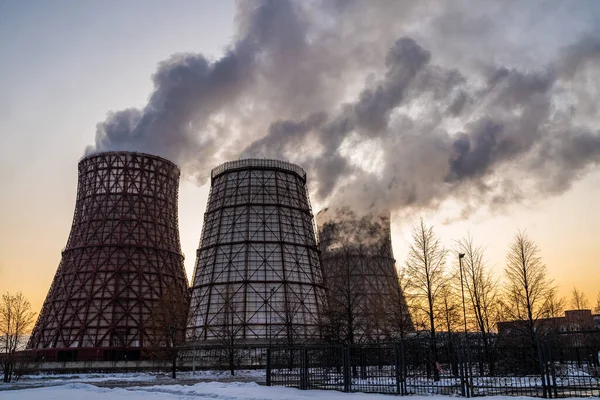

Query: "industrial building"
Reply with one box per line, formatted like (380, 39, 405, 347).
(27, 151, 189, 361)
(187, 159, 326, 344)
(317, 207, 413, 343)
(498, 309, 600, 335)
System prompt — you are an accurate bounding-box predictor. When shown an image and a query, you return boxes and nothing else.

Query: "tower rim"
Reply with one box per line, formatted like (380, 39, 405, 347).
(211, 158, 306, 184)
(80, 150, 179, 171)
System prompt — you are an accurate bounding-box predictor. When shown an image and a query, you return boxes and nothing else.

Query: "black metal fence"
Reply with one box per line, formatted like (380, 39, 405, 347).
(266, 332, 600, 397)
(178, 345, 268, 371)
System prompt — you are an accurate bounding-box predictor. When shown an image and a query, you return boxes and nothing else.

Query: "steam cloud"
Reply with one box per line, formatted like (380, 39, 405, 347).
(89, 0, 600, 217)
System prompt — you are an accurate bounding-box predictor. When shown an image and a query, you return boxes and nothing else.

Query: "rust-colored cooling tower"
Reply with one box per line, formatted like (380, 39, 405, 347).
(27, 151, 188, 360)
(317, 207, 413, 343)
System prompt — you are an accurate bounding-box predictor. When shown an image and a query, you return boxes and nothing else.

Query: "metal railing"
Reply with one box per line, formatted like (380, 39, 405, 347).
(210, 159, 307, 182)
(267, 332, 600, 397)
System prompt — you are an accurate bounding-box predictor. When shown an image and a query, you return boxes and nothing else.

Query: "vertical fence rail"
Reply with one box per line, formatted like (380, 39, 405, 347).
(265, 347, 271, 386)
(537, 333, 549, 398)
(394, 342, 402, 395)
(343, 345, 350, 392)
(459, 342, 467, 397)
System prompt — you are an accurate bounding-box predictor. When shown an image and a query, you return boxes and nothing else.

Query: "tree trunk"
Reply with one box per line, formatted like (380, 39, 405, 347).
(428, 299, 440, 381)
(3, 363, 9, 383)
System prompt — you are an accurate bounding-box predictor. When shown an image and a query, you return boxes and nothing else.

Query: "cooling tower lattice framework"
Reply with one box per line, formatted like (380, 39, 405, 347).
(188, 159, 326, 343)
(28, 151, 188, 354)
(317, 208, 413, 343)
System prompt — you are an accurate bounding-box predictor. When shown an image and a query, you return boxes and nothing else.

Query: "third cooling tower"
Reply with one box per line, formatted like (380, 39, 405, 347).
(188, 159, 326, 344)
(317, 207, 413, 343)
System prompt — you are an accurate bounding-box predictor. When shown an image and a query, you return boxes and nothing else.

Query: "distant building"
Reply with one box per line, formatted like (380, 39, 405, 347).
(594, 314, 600, 331)
(497, 309, 598, 336)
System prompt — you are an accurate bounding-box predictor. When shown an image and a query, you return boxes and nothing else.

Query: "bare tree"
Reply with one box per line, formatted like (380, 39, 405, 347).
(148, 283, 190, 379)
(544, 290, 566, 318)
(320, 300, 345, 343)
(456, 236, 499, 375)
(389, 269, 414, 340)
(437, 282, 461, 335)
(503, 231, 557, 337)
(595, 292, 600, 314)
(212, 285, 245, 375)
(570, 287, 590, 310)
(322, 247, 368, 344)
(0, 292, 36, 383)
(405, 219, 448, 380)
(406, 219, 448, 337)
(435, 278, 461, 377)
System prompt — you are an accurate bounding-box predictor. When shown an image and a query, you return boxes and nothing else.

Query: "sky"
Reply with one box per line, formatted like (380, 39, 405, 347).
(0, 0, 599, 316)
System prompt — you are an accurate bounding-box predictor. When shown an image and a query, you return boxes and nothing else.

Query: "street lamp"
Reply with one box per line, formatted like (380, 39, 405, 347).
(458, 252, 471, 397)
(458, 253, 467, 338)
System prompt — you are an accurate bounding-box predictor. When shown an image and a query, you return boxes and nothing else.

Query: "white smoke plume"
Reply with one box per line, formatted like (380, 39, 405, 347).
(316, 207, 393, 253)
(88, 0, 600, 216)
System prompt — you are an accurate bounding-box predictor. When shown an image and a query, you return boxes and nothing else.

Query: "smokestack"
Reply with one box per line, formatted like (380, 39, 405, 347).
(28, 152, 189, 360)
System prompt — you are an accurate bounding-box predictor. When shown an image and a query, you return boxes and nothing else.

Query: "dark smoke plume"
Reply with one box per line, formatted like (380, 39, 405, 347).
(89, 0, 600, 216)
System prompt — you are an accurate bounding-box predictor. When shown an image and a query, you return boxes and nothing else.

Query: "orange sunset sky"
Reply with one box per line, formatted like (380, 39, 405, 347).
(1, 1, 599, 317)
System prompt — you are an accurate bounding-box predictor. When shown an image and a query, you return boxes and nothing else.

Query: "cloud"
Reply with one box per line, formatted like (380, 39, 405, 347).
(88, 0, 600, 216)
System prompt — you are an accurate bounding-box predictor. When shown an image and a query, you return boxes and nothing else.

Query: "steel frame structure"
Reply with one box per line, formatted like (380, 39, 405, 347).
(188, 159, 326, 344)
(317, 208, 413, 343)
(27, 151, 188, 357)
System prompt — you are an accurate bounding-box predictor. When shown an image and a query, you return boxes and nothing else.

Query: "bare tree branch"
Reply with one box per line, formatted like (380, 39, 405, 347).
(405, 218, 448, 339)
(148, 284, 189, 379)
(456, 236, 500, 335)
(544, 290, 566, 318)
(570, 287, 590, 310)
(0, 292, 36, 383)
(405, 218, 448, 381)
(503, 231, 557, 336)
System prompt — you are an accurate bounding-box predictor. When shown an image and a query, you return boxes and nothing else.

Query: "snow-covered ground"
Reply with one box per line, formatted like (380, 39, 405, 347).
(0, 381, 582, 400)
(16, 369, 264, 383)
(2, 369, 598, 399)
(0, 370, 265, 392)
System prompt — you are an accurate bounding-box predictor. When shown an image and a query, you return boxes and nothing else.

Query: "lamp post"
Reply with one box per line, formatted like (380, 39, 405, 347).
(458, 253, 467, 338)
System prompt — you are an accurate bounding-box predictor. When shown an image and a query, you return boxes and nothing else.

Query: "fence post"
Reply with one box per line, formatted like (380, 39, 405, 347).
(343, 345, 351, 393)
(535, 333, 548, 398)
(545, 343, 553, 399)
(395, 342, 402, 395)
(300, 347, 309, 390)
(401, 339, 408, 395)
(191, 346, 196, 375)
(266, 347, 271, 386)
(545, 343, 558, 399)
(459, 340, 467, 398)
(465, 338, 472, 398)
